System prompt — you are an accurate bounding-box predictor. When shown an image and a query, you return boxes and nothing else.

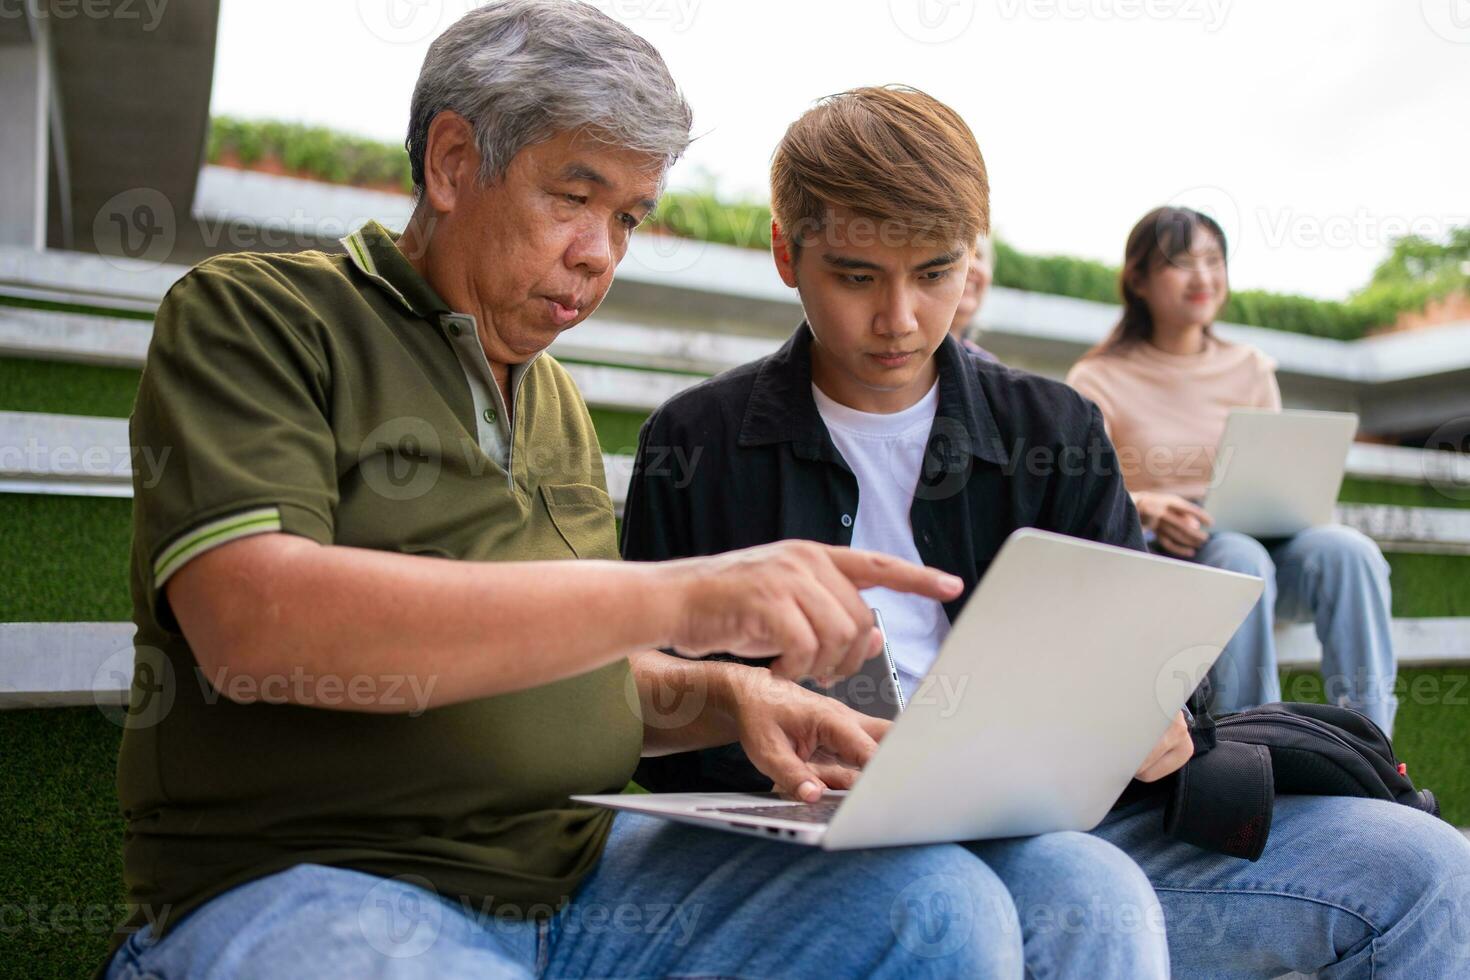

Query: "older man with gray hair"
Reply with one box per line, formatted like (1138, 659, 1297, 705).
(100, 2, 1061, 977)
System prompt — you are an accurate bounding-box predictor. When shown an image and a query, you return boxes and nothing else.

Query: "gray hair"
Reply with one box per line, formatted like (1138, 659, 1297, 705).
(407, 0, 693, 194)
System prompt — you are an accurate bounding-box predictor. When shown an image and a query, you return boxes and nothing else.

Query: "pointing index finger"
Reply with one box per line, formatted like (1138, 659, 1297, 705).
(826, 548, 964, 601)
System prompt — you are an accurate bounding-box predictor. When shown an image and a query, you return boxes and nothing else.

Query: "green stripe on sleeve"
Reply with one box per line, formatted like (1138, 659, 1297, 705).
(153, 506, 283, 586)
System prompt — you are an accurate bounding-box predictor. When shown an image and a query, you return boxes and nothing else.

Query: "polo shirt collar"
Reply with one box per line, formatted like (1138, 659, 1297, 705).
(341, 219, 452, 319)
(738, 322, 1008, 468)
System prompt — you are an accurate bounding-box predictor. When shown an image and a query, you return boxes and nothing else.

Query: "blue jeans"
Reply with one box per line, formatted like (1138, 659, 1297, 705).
(104, 812, 1167, 978)
(1092, 794, 1470, 978)
(1180, 525, 1397, 733)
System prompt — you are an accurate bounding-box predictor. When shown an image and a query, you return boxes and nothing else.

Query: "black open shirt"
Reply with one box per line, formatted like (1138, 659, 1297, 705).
(620, 323, 1146, 792)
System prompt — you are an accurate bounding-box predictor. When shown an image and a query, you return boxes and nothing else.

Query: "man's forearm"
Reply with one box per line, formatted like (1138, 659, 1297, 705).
(171, 534, 955, 716)
(170, 533, 688, 712)
(632, 651, 747, 756)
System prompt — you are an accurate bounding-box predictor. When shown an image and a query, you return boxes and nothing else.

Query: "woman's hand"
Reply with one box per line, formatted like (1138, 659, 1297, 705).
(1134, 492, 1212, 558)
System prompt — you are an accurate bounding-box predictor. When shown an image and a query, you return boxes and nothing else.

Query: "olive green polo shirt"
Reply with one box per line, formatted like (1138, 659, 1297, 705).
(116, 220, 642, 943)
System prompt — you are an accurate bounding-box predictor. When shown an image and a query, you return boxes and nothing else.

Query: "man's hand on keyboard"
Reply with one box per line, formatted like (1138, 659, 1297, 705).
(720, 665, 891, 803)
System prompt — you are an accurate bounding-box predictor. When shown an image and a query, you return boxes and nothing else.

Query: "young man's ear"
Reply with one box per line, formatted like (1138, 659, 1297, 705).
(771, 220, 799, 289)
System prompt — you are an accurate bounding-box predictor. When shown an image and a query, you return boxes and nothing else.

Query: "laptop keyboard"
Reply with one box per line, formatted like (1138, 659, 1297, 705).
(698, 800, 843, 824)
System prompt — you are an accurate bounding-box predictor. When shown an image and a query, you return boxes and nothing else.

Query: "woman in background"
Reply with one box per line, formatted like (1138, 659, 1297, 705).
(1066, 206, 1397, 732)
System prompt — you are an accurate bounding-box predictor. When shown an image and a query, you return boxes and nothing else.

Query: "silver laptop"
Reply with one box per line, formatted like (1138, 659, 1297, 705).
(574, 528, 1263, 849)
(1202, 409, 1358, 538)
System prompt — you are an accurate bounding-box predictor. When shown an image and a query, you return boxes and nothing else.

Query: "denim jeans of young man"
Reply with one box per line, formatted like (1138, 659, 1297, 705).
(1169, 524, 1398, 734)
(105, 811, 1167, 979)
(1093, 793, 1470, 978)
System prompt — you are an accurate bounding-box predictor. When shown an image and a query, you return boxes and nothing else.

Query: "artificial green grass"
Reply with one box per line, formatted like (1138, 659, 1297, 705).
(0, 708, 125, 979)
(1280, 666, 1470, 827)
(588, 407, 649, 455)
(1385, 554, 1470, 618)
(0, 495, 133, 623)
(0, 357, 142, 419)
(0, 293, 154, 321)
(1339, 476, 1470, 511)
(6, 488, 1470, 625)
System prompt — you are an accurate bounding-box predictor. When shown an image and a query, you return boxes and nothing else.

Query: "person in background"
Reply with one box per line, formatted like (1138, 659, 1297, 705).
(1066, 206, 1397, 733)
(950, 233, 999, 361)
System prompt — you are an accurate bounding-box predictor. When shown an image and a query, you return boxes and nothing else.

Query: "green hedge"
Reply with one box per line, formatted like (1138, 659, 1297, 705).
(1224, 289, 1378, 343)
(645, 190, 773, 252)
(28, 113, 1470, 344)
(209, 116, 414, 194)
(648, 204, 1409, 342)
(991, 240, 1117, 305)
(203, 117, 1469, 343)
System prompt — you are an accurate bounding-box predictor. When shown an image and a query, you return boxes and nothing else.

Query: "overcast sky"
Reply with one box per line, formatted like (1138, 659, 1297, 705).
(211, 0, 1470, 300)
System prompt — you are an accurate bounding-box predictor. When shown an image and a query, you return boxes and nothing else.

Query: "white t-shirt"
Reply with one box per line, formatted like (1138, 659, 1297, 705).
(813, 381, 950, 700)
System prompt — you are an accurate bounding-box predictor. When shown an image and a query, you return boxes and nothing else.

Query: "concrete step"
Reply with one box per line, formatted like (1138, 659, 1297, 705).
(0, 293, 763, 379)
(0, 301, 708, 413)
(6, 413, 1469, 560)
(0, 410, 636, 503)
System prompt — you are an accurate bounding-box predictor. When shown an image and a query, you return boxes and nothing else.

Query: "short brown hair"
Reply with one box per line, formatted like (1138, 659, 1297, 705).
(770, 85, 988, 254)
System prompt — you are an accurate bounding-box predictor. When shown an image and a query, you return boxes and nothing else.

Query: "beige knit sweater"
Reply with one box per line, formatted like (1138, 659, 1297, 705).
(1066, 335, 1281, 500)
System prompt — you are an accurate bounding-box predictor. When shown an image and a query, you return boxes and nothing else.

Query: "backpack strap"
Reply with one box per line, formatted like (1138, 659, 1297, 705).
(1163, 740, 1274, 861)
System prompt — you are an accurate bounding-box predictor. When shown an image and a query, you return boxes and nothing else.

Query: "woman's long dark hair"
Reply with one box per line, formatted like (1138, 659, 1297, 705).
(1083, 206, 1228, 359)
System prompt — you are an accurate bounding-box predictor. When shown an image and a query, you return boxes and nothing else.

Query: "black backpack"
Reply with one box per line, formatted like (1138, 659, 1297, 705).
(1160, 696, 1442, 861)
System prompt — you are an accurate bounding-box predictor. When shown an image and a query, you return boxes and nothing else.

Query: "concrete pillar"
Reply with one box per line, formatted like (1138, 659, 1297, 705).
(0, 12, 49, 250)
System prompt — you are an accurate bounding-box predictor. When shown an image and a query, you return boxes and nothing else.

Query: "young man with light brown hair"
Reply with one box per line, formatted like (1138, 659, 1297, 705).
(627, 85, 1171, 978)
(624, 84, 1470, 978)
